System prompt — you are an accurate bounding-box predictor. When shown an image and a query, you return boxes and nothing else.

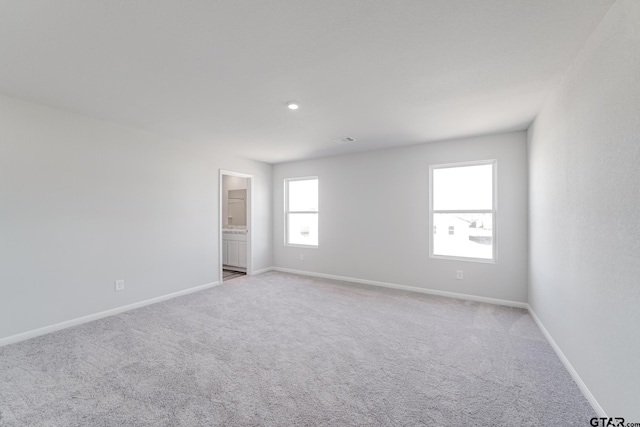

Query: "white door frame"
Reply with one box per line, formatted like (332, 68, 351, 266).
(219, 169, 253, 284)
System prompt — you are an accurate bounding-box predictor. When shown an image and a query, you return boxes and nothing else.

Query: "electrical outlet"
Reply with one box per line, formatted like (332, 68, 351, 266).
(114, 280, 125, 291)
(299, 254, 304, 261)
(456, 270, 463, 280)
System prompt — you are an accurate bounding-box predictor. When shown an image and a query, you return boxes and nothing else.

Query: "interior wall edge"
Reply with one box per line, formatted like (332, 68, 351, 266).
(526, 0, 640, 418)
(271, 267, 528, 309)
(0, 280, 220, 348)
(527, 304, 606, 418)
(251, 267, 275, 275)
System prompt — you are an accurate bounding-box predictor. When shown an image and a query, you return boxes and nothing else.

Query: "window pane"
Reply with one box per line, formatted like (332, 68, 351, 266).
(287, 213, 318, 246)
(433, 164, 492, 210)
(288, 179, 318, 212)
(433, 213, 493, 259)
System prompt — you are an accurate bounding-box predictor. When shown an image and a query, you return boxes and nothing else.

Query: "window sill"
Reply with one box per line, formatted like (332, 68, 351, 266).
(430, 254, 496, 264)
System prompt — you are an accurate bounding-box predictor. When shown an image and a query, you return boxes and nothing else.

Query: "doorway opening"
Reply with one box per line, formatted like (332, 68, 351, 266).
(219, 170, 252, 283)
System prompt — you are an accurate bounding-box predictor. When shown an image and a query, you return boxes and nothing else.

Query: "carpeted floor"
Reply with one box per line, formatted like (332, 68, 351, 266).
(0, 272, 595, 426)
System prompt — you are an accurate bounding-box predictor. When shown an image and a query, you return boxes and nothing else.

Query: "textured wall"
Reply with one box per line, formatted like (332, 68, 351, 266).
(0, 95, 272, 340)
(273, 132, 528, 303)
(528, 0, 640, 418)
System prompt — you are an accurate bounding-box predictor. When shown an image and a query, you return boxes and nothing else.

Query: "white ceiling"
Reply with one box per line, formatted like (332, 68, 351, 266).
(0, 1, 614, 163)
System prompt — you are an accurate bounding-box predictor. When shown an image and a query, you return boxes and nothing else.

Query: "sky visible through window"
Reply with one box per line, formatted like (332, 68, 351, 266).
(433, 164, 492, 210)
(288, 179, 318, 212)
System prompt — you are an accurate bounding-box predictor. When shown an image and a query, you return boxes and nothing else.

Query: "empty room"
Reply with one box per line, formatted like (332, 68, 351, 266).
(0, 1, 638, 425)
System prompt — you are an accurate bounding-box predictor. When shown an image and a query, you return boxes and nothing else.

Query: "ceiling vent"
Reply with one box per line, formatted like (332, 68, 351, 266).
(333, 136, 356, 144)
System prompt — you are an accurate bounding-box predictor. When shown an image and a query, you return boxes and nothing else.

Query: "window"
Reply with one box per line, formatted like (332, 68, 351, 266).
(285, 177, 318, 247)
(430, 160, 496, 262)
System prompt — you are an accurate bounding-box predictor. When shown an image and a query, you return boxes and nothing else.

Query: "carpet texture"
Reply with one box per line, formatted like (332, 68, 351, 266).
(0, 272, 595, 426)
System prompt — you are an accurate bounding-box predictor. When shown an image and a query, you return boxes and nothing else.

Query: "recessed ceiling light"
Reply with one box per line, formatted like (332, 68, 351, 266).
(287, 102, 300, 110)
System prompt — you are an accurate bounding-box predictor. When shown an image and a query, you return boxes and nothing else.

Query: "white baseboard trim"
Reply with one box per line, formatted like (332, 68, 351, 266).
(251, 267, 274, 275)
(0, 280, 221, 348)
(272, 267, 527, 309)
(526, 304, 606, 417)
(0, 268, 605, 418)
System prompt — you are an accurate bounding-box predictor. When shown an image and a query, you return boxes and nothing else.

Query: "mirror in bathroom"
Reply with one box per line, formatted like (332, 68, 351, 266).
(227, 189, 247, 226)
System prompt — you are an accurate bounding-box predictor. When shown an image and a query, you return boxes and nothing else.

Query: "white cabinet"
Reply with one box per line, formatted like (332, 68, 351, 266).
(227, 240, 239, 266)
(238, 242, 247, 268)
(222, 240, 229, 265)
(223, 231, 247, 270)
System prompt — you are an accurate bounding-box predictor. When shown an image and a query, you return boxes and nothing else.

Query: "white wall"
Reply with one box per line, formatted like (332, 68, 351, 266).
(528, 0, 640, 419)
(0, 95, 272, 341)
(273, 132, 528, 303)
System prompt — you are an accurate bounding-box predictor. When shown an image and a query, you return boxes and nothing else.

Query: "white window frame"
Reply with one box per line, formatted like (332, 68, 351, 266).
(284, 176, 319, 248)
(429, 159, 497, 263)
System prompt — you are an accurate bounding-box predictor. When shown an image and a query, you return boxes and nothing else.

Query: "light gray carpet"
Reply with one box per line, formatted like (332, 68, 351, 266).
(0, 272, 595, 426)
